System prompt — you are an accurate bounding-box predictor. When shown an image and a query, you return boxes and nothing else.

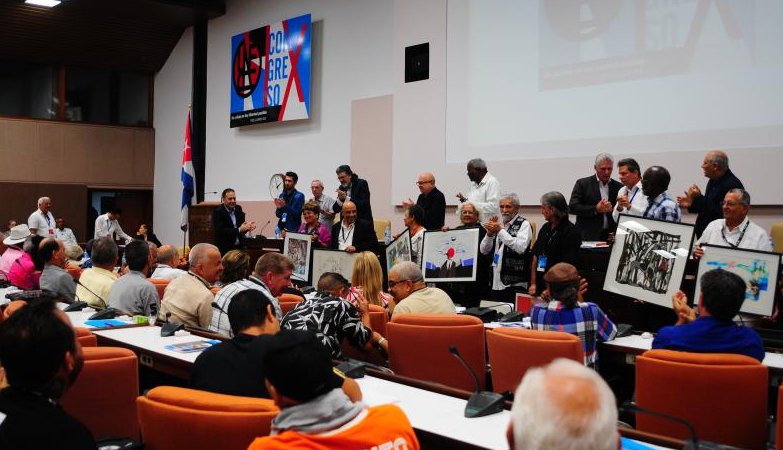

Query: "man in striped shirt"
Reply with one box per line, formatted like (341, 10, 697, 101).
(530, 263, 617, 368)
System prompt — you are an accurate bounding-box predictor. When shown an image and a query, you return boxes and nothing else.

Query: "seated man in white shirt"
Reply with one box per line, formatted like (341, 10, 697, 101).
(94, 208, 133, 243)
(389, 261, 456, 317)
(695, 188, 773, 257)
(54, 217, 78, 245)
(150, 244, 186, 280)
(612, 158, 647, 222)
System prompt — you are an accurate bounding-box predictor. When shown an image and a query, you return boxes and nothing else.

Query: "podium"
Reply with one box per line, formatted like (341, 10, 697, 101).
(188, 202, 220, 248)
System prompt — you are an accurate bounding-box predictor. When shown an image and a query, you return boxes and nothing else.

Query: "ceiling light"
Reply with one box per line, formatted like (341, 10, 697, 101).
(25, 0, 62, 7)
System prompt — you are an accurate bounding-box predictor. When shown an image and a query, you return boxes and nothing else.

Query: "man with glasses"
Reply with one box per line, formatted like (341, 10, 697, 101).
(388, 261, 455, 317)
(403, 172, 446, 230)
(694, 189, 772, 258)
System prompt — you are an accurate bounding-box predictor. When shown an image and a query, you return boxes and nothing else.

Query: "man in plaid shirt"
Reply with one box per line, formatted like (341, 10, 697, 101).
(641, 166, 681, 222)
(530, 263, 617, 368)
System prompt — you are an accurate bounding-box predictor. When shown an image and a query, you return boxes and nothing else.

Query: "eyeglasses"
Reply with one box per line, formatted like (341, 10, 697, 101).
(415, 180, 434, 186)
(388, 279, 404, 289)
(720, 201, 743, 207)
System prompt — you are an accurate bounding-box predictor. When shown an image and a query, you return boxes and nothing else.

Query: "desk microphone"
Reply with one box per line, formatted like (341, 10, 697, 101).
(160, 311, 184, 337)
(73, 278, 107, 309)
(448, 345, 505, 418)
(620, 402, 731, 450)
(257, 220, 272, 237)
(211, 302, 226, 313)
(204, 191, 219, 195)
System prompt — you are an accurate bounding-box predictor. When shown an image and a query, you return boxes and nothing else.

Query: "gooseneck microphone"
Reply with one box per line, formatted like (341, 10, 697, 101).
(619, 402, 720, 450)
(73, 278, 107, 309)
(448, 345, 505, 418)
(257, 220, 272, 237)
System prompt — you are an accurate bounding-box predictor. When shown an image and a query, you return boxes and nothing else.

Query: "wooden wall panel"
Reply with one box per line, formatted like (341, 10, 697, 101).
(0, 183, 88, 242)
(0, 117, 154, 188)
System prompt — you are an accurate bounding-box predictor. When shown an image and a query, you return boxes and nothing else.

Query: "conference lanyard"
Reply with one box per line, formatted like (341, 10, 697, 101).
(628, 186, 639, 203)
(721, 220, 750, 248)
(340, 224, 355, 244)
(42, 212, 50, 226)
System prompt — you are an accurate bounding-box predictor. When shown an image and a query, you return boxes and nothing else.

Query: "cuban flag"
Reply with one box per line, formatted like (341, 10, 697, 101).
(180, 111, 195, 232)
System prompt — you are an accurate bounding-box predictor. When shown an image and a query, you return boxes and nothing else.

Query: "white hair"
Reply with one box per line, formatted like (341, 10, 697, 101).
(37, 197, 50, 206)
(390, 261, 423, 283)
(510, 358, 617, 450)
(456, 202, 483, 222)
(188, 243, 218, 266)
(594, 153, 614, 167)
(501, 193, 520, 208)
(311, 179, 324, 188)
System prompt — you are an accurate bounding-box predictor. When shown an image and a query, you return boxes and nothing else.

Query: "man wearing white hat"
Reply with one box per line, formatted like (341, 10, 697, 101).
(0, 225, 31, 281)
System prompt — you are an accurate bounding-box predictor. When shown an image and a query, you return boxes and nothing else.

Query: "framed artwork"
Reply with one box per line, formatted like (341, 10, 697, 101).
(311, 249, 357, 286)
(695, 244, 781, 317)
(604, 214, 695, 308)
(421, 227, 480, 282)
(385, 228, 412, 274)
(283, 232, 312, 282)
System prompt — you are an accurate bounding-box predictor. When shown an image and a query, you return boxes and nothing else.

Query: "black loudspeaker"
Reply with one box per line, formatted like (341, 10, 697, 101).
(405, 43, 429, 83)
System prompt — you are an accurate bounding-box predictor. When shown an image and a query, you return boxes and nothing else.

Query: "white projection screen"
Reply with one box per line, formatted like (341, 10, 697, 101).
(444, 0, 783, 204)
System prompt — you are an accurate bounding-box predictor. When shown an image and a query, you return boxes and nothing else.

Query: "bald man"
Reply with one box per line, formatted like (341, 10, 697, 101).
(508, 358, 618, 450)
(329, 201, 377, 253)
(677, 150, 743, 238)
(404, 172, 446, 230)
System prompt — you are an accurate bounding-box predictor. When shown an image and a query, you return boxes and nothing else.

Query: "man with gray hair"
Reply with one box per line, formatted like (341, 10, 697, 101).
(210, 252, 290, 335)
(694, 189, 772, 257)
(161, 243, 223, 328)
(457, 158, 501, 219)
(27, 196, 56, 237)
(480, 193, 533, 302)
(310, 179, 336, 228)
(508, 358, 618, 450)
(570, 153, 623, 241)
(677, 150, 744, 238)
(76, 238, 119, 308)
(150, 244, 186, 279)
(388, 261, 455, 317)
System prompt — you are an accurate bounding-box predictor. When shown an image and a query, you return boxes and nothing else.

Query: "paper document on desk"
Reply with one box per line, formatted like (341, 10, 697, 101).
(164, 340, 221, 353)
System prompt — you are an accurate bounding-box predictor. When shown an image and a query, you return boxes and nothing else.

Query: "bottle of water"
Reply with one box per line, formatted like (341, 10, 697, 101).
(281, 212, 288, 228)
(384, 225, 392, 244)
(274, 226, 281, 239)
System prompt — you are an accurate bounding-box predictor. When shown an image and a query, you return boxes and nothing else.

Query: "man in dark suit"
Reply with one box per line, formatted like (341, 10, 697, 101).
(569, 153, 622, 241)
(212, 188, 256, 255)
(404, 172, 446, 231)
(332, 165, 373, 224)
(676, 150, 743, 238)
(330, 201, 377, 253)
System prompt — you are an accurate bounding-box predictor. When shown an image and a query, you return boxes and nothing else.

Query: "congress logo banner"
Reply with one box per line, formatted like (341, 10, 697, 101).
(230, 13, 312, 127)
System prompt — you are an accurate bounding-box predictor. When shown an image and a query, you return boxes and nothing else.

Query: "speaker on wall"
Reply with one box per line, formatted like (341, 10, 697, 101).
(405, 43, 429, 83)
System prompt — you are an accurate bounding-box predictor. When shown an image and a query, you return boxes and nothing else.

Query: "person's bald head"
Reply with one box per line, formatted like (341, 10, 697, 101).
(417, 172, 436, 195)
(341, 201, 357, 225)
(509, 359, 618, 450)
(157, 245, 179, 267)
(702, 150, 729, 179)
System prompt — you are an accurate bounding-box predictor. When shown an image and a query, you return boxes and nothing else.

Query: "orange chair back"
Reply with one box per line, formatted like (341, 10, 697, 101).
(368, 304, 388, 336)
(487, 328, 583, 394)
(339, 304, 389, 366)
(278, 293, 304, 303)
(66, 265, 82, 280)
(61, 347, 140, 440)
(148, 278, 170, 301)
(74, 327, 97, 347)
(137, 386, 279, 450)
(387, 313, 486, 391)
(636, 349, 767, 449)
(777, 384, 783, 450)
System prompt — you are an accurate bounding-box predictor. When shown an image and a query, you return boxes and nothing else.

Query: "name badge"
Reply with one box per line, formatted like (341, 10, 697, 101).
(536, 255, 547, 272)
(49, 229, 55, 235)
(493, 251, 500, 266)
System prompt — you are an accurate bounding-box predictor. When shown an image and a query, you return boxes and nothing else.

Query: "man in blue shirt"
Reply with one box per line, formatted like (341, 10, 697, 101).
(652, 269, 764, 361)
(275, 171, 305, 232)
